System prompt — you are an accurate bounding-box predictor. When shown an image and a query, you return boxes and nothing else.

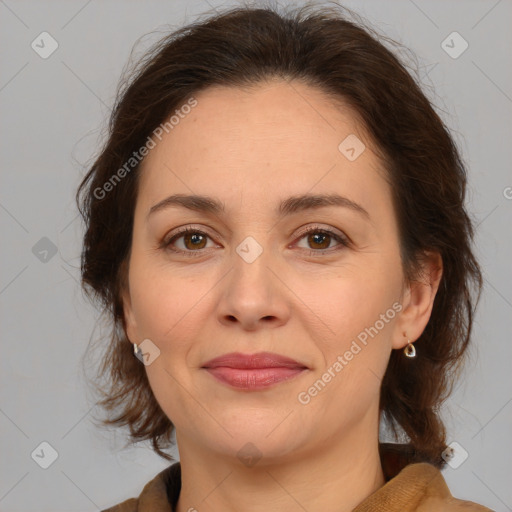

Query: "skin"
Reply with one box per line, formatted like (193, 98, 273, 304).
(122, 78, 442, 512)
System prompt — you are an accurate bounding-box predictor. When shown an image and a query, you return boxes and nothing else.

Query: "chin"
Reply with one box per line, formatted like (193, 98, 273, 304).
(203, 422, 306, 462)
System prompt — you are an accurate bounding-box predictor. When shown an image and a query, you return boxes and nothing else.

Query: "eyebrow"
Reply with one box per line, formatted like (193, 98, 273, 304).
(147, 193, 370, 221)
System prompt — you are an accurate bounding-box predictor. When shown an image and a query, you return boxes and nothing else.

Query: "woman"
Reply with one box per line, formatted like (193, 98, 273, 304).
(76, 2, 492, 511)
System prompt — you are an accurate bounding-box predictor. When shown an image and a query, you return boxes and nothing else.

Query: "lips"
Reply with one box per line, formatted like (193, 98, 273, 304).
(202, 352, 309, 390)
(202, 352, 308, 370)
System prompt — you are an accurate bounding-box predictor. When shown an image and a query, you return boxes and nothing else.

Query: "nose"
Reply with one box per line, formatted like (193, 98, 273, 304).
(216, 244, 291, 331)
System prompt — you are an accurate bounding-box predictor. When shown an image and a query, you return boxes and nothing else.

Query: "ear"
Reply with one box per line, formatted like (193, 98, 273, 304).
(121, 285, 138, 345)
(119, 259, 138, 344)
(392, 251, 443, 350)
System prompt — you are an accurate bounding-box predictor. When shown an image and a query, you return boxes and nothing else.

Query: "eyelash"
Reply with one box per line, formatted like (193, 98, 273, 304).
(161, 225, 350, 258)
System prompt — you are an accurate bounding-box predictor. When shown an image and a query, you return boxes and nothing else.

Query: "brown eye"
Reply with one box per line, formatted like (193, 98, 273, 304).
(181, 232, 207, 250)
(164, 228, 213, 254)
(295, 226, 349, 255)
(163, 225, 348, 258)
(307, 232, 332, 250)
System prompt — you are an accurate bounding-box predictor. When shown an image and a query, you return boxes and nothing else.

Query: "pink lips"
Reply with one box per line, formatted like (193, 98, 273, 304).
(202, 352, 308, 390)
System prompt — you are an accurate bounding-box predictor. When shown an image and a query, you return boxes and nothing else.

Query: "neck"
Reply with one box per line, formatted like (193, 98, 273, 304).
(175, 423, 385, 512)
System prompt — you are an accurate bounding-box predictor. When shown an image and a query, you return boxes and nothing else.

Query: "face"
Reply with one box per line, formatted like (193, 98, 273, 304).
(122, 79, 431, 465)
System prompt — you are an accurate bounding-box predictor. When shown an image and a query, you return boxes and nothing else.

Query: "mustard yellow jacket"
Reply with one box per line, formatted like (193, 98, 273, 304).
(101, 444, 494, 511)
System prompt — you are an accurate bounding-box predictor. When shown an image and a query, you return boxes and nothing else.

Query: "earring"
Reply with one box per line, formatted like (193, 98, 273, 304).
(133, 343, 143, 359)
(403, 333, 416, 358)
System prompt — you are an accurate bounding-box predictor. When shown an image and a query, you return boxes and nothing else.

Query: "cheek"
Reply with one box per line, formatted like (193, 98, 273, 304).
(310, 263, 401, 382)
(304, 285, 397, 418)
(316, 265, 401, 335)
(128, 254, 202, 341)
(128, 262, 208, 424)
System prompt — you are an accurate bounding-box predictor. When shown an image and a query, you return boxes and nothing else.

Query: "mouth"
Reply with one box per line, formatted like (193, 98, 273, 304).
(202, 351, 309, 390)
(203, 367, 308, 390)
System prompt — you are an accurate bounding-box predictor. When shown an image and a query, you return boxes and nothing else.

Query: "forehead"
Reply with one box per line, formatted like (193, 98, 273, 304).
(136, 79, 387, 214)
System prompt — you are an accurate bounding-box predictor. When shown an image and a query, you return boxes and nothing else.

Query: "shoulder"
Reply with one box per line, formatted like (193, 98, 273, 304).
(100, 463, 178, 512)
(396, 463, 494, 512)
(376, 445, 494, 512)
(354, 460, 494, 511)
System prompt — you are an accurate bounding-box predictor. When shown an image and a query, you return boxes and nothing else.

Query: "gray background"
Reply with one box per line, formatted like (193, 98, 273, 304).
(1, 0, 511, 510)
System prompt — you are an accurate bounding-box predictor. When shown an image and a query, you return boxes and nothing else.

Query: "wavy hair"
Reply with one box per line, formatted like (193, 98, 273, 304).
(76, 1, 483, 465)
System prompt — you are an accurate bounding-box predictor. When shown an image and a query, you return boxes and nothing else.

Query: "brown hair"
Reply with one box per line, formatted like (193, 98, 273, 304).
(76, 1, 483, 466)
